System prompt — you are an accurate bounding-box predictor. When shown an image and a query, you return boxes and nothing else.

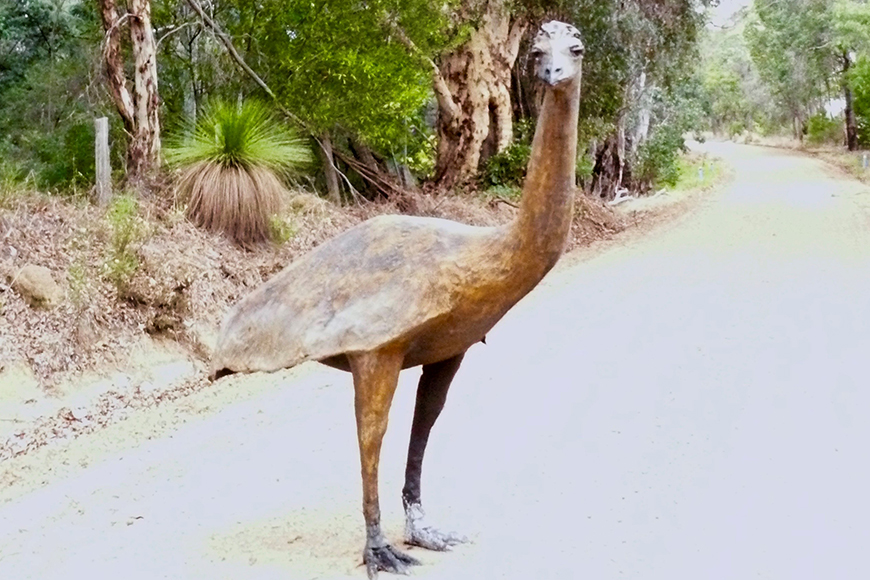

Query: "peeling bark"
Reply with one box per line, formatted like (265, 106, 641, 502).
(97, 0, 161, 186)
(98, 0, 135, 135)
(128, 0, 161, 181)
(432, 3, 526, 189)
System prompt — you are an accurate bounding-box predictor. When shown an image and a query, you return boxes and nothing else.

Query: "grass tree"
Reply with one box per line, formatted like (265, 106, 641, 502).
(166, 101, 310, 248)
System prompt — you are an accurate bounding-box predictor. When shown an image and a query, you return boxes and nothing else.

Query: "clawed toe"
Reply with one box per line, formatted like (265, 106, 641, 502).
(405, 525, 468, 551)
(364, 544, 421, 578)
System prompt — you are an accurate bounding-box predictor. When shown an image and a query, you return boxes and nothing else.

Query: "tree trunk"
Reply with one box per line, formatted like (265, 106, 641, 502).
(320, 133, 341, 203)
(591, 134, 622, 200)
(631, 72, 651, 156)
(843, 51, 858, 152)
(97, 0, 160, 187)
(127, 0, 161, 181)
(432, 2, 526, 189)
(97, 0, 135, 136)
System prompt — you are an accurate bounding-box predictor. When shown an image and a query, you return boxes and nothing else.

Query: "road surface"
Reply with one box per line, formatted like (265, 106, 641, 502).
(2, 142, 869, 579)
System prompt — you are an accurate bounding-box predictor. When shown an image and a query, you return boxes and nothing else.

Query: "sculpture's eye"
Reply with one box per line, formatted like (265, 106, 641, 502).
(570, 45, 584, 57)
(530, 47, 545, 59)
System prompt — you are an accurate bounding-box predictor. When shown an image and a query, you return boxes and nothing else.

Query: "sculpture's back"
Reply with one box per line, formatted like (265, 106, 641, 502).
(212, 214, 519, 376)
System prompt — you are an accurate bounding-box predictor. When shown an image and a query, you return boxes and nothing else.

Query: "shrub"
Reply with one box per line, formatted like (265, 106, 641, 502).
(165, 100, 311, 248)
(857, 115, 870, 148)
(479, 118, 536, 189)
(849, 55, 870, 147)
(576, 152, 595, 188)
(806, 113, 842, 146)
(634, 124, 685, 190)
(104, 195, 147, 291)
(480, 142, 532, 188)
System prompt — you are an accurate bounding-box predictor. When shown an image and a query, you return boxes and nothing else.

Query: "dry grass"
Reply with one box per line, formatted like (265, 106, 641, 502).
(179, 162, 285, 248)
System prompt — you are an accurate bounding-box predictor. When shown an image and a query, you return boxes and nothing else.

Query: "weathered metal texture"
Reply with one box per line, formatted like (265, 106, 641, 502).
(215, 217, 514, 373)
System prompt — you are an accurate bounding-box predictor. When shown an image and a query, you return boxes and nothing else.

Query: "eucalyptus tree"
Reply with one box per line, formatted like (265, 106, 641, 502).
(833, 0, 870, 148)
(97, 0, 161, 184)
(700, 12, 780, 135)
(431, 0, 709, 192)
(426, 0, 528, 189)
(744, 0, 834, 139)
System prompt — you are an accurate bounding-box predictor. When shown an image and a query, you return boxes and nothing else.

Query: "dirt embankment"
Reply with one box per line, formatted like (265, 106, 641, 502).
(1, 179, 687, 460)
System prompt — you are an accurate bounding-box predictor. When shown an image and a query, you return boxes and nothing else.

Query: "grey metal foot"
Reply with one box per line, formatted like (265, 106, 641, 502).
(404, 503, 468, 551)
(364, 543, 421, 579)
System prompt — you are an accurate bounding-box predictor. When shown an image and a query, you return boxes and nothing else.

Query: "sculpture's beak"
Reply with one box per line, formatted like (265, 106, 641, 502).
(544, 69, 568, 87)
(538, 54, 580, 86)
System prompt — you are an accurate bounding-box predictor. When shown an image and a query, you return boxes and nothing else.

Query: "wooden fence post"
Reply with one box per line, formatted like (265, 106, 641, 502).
(94, 117, 112, 206)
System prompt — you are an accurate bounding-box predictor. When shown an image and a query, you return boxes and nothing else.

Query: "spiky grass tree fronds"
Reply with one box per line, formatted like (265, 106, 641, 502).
(166, 101, 311, 248)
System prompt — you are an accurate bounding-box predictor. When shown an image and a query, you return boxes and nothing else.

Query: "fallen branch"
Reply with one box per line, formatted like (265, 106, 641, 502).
(493, 197, 519, 209)
(608, 187, 634, 206)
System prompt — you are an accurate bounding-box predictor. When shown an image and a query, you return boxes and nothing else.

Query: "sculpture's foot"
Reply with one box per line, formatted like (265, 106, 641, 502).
(404, 503, 468, 551)
(364, 543, 420, 579)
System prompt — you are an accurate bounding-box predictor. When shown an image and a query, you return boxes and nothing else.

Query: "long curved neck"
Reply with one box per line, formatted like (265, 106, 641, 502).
(510, 74, 581, 279)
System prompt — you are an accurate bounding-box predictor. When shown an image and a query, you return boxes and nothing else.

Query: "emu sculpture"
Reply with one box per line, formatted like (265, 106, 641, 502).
(211, 21, 584, 577)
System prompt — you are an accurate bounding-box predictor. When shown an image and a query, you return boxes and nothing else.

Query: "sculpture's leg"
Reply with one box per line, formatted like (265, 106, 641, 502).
(349, 348, 421, 579)
(402, 352, 469, 551)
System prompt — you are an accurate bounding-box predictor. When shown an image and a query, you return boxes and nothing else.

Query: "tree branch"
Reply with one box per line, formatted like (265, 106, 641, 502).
(381, 15, 459, 123)
(97, 1, 135, 135)
(183, 0, 278, 101)
(505, 17, 528, 65)
(157, 22, 197, 48)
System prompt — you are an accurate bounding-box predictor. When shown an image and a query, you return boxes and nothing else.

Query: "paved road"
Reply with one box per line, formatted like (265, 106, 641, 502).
(2, 142, 870, 579)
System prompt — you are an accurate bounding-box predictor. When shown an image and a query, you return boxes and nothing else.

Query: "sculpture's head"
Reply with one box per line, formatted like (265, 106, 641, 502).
(531, 21, 584, 87)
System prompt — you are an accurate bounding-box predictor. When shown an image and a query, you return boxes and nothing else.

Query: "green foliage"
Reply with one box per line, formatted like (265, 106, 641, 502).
(630, 78, 705, 191)
(635, 124, 685, 189)
(104, 195, 147, 290)
(833, 0, 870, 52)
(700, 19, 781, 135)
(269, 215, 298, 245)
(576, 152, 595, 185)
(0, 0, 112, 193)
(479, 119, 536, 188)
(480, 143, 532, 188)
(850, 55, 870, 146)
(745, 0, 835, 128)
(671, 155, 722, 192)
(806, 112, 843, 145)
(154, 0, 459, 172)
(165, 100, 311, 172)
(741, 0, 870, 141)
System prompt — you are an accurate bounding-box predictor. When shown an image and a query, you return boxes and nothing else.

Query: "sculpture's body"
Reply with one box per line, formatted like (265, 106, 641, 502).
(211, 21, 584, 578)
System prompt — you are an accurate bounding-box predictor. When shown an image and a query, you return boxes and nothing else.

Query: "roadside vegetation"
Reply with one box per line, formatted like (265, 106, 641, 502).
(700, 0, 870, 153)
